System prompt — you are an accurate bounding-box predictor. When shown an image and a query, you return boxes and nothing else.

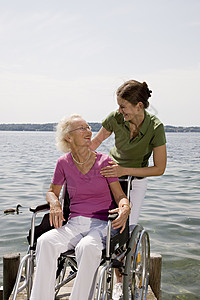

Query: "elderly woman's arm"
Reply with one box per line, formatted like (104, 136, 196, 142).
(46, 184, 65, 229)
(108, 181, 130, 233)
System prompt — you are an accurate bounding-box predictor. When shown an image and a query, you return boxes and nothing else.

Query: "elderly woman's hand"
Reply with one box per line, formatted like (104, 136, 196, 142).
(49, 200, 65, 229)
(109, 205, 130, 234)
(100, 161, 125, 178)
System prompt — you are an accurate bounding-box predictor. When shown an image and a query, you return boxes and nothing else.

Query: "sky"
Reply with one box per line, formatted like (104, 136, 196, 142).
(0, 0, 200, 126)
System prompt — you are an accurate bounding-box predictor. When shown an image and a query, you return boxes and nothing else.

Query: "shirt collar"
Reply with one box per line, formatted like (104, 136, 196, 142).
(116, 110, 150, 135)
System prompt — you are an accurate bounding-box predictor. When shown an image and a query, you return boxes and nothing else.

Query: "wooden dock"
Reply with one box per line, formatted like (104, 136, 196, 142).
(8, 274, 157, 300)
(4, 252, 161, 300)
(8, 287, 157, 299)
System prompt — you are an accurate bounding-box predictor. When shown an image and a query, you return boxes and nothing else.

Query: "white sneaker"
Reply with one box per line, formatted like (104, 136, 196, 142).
(112, 282, 123, 300)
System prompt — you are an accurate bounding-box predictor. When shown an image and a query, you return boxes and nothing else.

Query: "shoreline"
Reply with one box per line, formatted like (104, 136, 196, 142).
(0, 123, 200, 132)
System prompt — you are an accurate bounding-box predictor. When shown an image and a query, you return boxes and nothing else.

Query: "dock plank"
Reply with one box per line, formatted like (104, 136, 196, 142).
(9, 271, 157, 300)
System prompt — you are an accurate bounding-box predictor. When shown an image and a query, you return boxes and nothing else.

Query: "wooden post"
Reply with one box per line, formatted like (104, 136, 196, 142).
(0, 286, 3, 300)
(3, 253, 20, 300)
(149, 253, 162, 300)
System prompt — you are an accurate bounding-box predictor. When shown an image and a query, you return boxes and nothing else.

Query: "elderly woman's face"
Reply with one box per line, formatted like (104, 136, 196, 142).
(67, 118, 92, 147)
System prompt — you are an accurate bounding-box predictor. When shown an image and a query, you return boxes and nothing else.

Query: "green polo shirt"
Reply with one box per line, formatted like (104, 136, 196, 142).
(102, 110, 166, 168)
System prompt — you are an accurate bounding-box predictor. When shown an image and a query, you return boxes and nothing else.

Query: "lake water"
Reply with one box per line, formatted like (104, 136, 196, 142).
(0, 131, 200, 299)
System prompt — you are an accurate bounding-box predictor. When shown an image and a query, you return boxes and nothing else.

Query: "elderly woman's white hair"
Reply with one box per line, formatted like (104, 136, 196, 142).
(56, 114, 82, 153)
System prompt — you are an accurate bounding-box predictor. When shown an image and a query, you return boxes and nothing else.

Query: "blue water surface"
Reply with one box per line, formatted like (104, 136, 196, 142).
(0, 131, 200, 299)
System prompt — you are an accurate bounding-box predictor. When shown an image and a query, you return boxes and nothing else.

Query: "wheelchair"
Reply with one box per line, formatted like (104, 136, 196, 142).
(11, 176, 150, 300)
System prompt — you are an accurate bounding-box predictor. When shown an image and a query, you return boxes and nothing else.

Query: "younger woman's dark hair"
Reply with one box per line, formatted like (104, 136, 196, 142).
(116, 80, 152, 109)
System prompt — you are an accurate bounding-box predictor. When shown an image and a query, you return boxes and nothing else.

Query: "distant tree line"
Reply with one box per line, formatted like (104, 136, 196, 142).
(0, 123, 199, 132)
(164, 125, 200, 132)
(0, 123, 102, 132)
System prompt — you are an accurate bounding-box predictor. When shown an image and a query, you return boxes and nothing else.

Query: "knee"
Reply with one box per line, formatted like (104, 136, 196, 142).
(37, 232, 50, 249)
(75, 238, 102, 261)
(36, 231, 59, 258)
(35, 234, 50, 260)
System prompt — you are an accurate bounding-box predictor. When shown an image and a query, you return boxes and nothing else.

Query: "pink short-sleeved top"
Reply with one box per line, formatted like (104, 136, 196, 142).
(52, 152, 118, 221)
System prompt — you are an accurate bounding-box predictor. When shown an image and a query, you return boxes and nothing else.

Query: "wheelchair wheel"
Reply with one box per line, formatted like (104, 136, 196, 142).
(123, 225, 150, 300)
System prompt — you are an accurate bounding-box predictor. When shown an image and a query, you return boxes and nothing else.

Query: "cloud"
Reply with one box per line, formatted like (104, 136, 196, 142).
(0, 68, 119, 123)
(1, 66, 200, 126)
(144, 67, 200, 126)
(0, 1, 200, 126)
(186, 21, 200, 28)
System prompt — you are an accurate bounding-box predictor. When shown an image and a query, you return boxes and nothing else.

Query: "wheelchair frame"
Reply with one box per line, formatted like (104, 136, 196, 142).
(11, 176, 150, 300)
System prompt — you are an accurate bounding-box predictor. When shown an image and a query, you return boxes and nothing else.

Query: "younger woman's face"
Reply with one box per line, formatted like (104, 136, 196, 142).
(117, 97, 139, 122)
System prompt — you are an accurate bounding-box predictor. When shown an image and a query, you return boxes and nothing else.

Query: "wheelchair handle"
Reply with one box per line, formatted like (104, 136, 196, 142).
(108, 212, 118, 221)
(30, 203, 50, 213)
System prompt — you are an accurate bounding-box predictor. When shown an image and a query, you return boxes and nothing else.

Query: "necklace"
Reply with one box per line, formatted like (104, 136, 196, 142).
(71, 150, 91, 165)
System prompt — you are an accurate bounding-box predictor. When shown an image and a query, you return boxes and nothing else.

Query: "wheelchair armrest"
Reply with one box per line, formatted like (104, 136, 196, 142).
(108, 212, 118, 221)
(29, 203, 50, 213)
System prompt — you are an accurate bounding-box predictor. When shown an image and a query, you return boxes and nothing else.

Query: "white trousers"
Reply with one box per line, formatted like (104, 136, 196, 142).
(30, 216, 109, 300)
(129, 177, 148, 227)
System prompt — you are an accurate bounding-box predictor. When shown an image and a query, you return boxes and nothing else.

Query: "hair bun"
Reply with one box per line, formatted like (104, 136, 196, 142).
(142, 82, 152, 97)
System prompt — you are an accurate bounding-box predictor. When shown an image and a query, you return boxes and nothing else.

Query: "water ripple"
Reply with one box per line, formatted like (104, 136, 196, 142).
(0, 131, 200, 299)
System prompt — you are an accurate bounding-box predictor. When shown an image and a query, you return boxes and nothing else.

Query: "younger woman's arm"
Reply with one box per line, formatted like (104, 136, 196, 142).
(90, 127, 112, 150)
(100, 144, 167, 178)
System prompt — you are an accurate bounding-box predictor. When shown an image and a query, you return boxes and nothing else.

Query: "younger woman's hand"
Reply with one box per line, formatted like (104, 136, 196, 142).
(100, 161, 124, 177)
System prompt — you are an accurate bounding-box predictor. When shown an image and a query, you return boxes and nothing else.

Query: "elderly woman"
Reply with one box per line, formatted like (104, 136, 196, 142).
(30, 114, 130, 300)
